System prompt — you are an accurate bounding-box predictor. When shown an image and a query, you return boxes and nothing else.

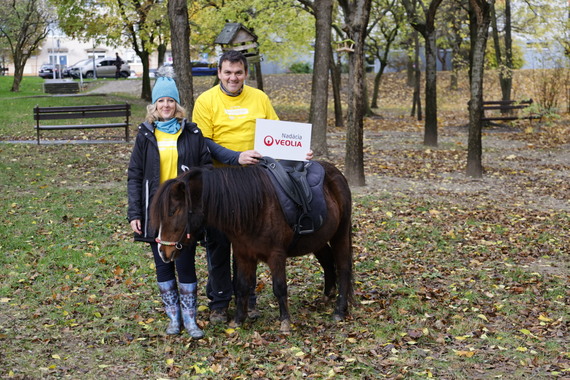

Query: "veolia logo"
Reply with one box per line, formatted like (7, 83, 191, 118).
(264, 135, 274, 146)
(263, 135, 303, 147)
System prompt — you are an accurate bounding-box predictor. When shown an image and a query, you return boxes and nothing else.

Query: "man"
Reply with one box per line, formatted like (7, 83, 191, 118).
(192, 50, 277, 323)
(114, 53, 123, 80)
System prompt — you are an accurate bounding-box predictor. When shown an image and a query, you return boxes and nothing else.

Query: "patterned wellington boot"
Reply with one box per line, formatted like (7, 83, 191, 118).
(179, 282, 205, 339)
(157, 280, 182, 335)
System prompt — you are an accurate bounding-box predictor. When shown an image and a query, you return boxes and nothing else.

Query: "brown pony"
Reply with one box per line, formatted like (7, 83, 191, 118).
(150, 161, 353, 333)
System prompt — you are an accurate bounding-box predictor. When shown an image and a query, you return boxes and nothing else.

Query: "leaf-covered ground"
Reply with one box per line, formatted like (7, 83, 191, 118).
(1, 71, 568, 379)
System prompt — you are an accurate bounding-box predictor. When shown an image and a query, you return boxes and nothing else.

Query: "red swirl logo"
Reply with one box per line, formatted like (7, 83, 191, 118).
(263, 135, 274, 146)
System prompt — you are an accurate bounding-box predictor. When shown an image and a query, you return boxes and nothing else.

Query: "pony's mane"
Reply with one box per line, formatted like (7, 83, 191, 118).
(201, 165, 274, 234)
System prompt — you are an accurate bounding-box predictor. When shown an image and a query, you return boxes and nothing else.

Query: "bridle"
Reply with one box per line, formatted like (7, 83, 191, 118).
(155, 224, 189, 251)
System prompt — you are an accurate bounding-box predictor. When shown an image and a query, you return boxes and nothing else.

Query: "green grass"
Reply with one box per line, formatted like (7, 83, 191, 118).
(1, 74, 569, 379)
(0, 76, 147, 141)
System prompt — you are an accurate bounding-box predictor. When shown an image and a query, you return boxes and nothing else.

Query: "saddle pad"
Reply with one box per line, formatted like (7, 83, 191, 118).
(263, 161, 327, 232)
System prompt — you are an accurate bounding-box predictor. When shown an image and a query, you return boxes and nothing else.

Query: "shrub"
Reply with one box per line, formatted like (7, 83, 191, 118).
(289, 62, 312, 74)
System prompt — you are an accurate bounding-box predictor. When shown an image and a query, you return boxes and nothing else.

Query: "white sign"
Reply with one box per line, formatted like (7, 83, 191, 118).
(254, 119, 312, 161)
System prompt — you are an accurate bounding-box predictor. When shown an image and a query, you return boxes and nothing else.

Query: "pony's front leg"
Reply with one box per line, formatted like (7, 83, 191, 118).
(231, 255, 256, 328)
(267, 253, 291, 333)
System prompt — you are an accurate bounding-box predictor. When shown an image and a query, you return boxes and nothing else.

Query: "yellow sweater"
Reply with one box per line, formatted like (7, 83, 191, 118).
(192, 85, 278, 152)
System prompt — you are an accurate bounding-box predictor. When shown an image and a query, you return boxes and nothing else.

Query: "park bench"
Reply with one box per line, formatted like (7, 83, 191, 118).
(34, 103, 131, 145)
(481, 99, 542, 125)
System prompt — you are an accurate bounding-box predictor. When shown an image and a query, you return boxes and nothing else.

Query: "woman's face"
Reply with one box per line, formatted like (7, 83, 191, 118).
(156, 97, 176, 120)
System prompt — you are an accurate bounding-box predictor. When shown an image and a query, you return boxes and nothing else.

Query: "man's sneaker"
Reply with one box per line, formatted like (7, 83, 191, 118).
(209, 308, 228, 324)
(247, 306, 261, 320)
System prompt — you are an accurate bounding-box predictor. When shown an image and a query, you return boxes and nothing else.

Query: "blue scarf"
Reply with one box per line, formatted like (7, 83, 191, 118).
(155, 118, 181, 134)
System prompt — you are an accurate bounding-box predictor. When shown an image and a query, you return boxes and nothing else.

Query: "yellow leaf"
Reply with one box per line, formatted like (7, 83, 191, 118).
(225, 328, 236, 335)
(0, 298, 11, 303)
(477, 314, 489, 322)
(455, 350, 475, 358)
(52, 354, 61, 359)
(386, 211, 393, 218)
(198, 305, 209, 312)
(166, 358, 174, 365)
(516, 347, 528, 352)
(538, 315, 553, 322)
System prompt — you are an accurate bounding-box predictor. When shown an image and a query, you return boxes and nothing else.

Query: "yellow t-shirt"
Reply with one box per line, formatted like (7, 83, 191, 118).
(192, 85, 279, 153)
(155, 128, 182, 183)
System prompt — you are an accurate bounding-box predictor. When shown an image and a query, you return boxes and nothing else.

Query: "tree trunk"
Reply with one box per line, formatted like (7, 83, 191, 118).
(423, 30, 438, 146)
(168, 0, 194, 111)
(411, 30, 422, 120)
(501, 0, 513, 102)
(254, 62, 264, 91)
(339, 0, 372, 187)
(466, 0, 493, 178)
(139, 51, 152, 102)
(157, 43, 167, 67)
(330, 51, 344, 128)
(309, 0, 333, 156)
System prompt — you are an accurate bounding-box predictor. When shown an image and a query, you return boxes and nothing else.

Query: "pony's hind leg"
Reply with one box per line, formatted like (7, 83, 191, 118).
(329, 217, 354, 322)
(314, 244, 337, 302)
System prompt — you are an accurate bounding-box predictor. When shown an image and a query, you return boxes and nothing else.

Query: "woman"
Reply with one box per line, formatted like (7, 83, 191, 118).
(127, 67, 212, 338)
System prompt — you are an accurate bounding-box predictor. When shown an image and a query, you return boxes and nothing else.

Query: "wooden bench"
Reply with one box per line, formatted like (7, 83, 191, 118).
(482, 99, 542, 125)
(34, 103, 131, 145)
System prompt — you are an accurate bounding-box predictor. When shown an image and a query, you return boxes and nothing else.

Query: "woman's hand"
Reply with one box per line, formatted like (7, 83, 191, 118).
(130, 219, 142, 234)
(305, 150, 314, 161)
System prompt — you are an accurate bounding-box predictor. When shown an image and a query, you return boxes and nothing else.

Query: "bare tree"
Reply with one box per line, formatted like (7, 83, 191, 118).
(0, 0, 51, 92)
(402, 0, 443, 147)
(466, 0, 494, 178)
(367, 0, 406, 110)
(338, 0, 372, 186)
(168, 0, 194, 111)
(298, 0, 333, 157)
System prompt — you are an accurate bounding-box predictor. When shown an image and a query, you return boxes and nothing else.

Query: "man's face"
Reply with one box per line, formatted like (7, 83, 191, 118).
(218, 60, 247, 94)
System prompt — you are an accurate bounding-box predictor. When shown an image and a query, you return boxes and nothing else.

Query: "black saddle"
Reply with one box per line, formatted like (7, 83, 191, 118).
(259, 157, 326, 235)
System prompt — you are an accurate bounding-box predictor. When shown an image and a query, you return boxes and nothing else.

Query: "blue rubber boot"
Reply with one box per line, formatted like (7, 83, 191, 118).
(179, 282, 204, 339)
(157, 280, 182, 335)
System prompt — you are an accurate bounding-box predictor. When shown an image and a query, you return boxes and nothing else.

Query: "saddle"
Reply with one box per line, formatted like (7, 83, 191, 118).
(259, 157, 327, 235)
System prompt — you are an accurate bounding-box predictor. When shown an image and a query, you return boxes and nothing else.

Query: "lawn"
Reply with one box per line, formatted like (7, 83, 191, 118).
(0, 72, 569, 379)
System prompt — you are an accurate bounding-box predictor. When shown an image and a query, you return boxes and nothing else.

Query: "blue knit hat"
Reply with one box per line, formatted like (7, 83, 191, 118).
(152, 67, 180, 104)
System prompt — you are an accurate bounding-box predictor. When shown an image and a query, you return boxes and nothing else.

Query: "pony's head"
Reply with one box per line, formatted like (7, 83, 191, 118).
(150, 170, 204, 263)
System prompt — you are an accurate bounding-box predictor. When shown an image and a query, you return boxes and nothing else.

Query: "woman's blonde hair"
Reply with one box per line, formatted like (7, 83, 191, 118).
(145, 102, 187, 124)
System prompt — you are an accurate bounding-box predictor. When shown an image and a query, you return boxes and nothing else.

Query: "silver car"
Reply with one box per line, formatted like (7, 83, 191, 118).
(68, 57, 130, 79)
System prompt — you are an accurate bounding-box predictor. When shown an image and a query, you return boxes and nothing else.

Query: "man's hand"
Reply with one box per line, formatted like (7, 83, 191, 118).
(238, 150, 262, 165)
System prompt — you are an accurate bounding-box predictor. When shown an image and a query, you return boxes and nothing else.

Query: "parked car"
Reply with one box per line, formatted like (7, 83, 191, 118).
(38, 64, 59, 79)
(149, 62, 217, 78)
(67, 57, 131, 79)
(61, 59, 91, 78)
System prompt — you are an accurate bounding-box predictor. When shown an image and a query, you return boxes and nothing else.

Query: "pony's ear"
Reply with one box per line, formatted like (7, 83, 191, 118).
(170, 181, 187, 203)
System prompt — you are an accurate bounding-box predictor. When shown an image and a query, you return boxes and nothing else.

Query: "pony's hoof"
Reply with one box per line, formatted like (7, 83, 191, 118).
(332, 313, 345, 322)
(228, 320, 240, 329)
(280, 320, 291, 334)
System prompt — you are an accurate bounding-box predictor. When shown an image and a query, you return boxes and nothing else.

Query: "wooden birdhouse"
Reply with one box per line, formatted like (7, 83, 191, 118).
(215, 23, 261, 63)
(215, 22, 264, 90)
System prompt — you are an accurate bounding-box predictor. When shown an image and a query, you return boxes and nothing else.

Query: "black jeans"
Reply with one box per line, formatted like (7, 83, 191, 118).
(205, 227, 256, 311)
(151, 242, 197, 284)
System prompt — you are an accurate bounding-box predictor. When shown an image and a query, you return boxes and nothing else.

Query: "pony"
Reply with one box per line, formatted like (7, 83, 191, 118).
(149, 161, 353, 333)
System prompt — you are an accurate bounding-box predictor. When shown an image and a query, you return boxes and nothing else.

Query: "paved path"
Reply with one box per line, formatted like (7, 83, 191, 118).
(86, 78, 143, 95)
